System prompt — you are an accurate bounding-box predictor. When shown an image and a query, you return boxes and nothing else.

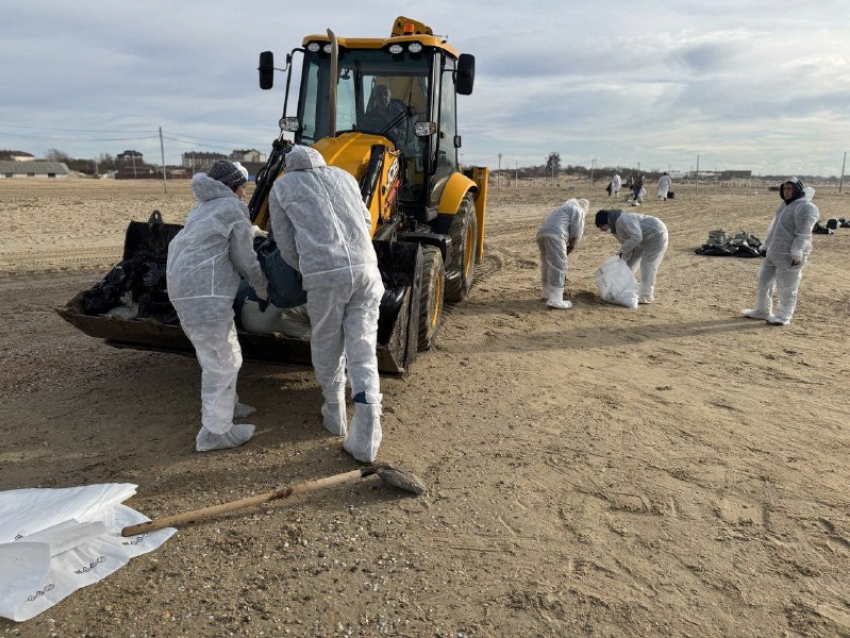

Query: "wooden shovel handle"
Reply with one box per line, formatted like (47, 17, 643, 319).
(121, 469, 365, 537)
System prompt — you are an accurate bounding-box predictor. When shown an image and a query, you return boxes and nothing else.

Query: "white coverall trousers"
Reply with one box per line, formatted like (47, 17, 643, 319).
(536, 234, 569, 295)
(173, 300, 252, 451)
(752, 252, 806, 323)
(625, 230, 668, 301)
(306, 270, 384, 462)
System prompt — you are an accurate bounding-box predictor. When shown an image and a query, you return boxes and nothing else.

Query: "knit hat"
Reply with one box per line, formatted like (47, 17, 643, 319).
(207, 160, 248, 190)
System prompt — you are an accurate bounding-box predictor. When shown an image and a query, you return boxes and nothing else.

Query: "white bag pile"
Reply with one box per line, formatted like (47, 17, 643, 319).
(0, 484, 175, 622)
(594, 255, 639, 308)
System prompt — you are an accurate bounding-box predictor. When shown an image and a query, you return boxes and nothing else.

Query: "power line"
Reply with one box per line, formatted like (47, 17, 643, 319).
(0, 122, 157, 134)
(0, 131, 157, 142)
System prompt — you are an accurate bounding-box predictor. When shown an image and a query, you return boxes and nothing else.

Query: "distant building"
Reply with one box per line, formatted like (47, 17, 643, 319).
(0, 160, 69, 179)
(117, 150, 144, 164)
(182, 152, 228, 171)
(6, 151, 36, 162)
(230, 149, 266, 163)
(719, 170, 752, 180)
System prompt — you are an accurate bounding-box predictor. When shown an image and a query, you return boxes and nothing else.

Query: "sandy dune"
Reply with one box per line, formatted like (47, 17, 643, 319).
(1, 178, 849, 637)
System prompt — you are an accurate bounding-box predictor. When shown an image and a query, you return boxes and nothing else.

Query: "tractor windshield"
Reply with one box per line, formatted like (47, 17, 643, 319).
(297, 47, 432, 168)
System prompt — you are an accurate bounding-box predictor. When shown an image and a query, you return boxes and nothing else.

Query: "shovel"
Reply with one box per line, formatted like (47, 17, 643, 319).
(121, 463, 425, 537)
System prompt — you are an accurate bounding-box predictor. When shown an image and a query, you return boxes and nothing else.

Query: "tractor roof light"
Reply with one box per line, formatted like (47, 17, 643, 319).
(306, 42, 321, 52)
(414, 121, 437, 137)
(388, 44, 404, 55)
(408, 42, 423, 54)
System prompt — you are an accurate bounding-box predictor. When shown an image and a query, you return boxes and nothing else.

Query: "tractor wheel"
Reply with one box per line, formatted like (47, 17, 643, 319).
(417, 246, 445, 351)
(445, 194, 478, 303)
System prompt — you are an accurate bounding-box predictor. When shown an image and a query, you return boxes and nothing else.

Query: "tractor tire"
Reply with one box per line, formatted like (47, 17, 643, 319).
(417, 246, 445, 351)
(444, 194, 478, 303)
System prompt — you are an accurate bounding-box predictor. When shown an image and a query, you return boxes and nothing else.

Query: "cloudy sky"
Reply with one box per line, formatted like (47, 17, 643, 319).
(2, 1, 849, 176)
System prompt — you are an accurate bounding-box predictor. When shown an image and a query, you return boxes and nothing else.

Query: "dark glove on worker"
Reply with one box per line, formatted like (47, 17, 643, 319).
(257, 296, 269, 312)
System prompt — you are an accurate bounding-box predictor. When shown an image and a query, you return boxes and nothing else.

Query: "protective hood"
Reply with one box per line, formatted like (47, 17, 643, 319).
(780, 177, 805, 203)
(285, 145, 327, 171)
(607, 209, 623, 233)
(192, 172, 239, 203)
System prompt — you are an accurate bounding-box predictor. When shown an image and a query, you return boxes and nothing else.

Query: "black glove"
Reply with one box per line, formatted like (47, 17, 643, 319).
(257, 297, 269, 312)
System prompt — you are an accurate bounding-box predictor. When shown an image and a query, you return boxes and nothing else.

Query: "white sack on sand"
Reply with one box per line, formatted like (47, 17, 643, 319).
(0, 484, 175, 622)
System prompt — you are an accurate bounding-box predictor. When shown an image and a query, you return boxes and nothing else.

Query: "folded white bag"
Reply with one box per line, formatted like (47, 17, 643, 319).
(594, 255, 639, 308)
(0, 484, 175, 622)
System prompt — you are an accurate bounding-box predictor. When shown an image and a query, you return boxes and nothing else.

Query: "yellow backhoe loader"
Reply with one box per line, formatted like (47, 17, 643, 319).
(59, 16, 488, 375)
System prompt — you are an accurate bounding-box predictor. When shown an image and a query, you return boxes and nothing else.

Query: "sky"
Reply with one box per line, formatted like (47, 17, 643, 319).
(2, 0, 849, 176)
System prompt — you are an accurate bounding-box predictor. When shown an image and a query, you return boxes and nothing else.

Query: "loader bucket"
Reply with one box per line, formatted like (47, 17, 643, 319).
(57, 219, 423, 375)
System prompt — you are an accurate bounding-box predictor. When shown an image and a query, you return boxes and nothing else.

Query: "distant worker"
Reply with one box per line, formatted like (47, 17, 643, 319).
(657, 172, 672, 201)
(595, 209, 668, 304)
(611, 172, 622, 198)
(742, 177, 819, 326)
(166, 160, 269, 452)
(536, 198, 589, 309)
(631, 172, 645, 206)
(269, 145, 385, 463)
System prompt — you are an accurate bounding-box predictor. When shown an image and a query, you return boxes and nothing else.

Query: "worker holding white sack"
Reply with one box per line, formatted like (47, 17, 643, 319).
(166, 160, 269, 452)
(269, 145, 385, 464)
(536, 198, 589, 309)
(657, 172, 672, 201)
(595, 209, 668, 304)
(742, 177, 819, 326)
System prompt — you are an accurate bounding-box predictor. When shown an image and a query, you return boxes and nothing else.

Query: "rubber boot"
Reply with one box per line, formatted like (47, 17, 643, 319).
(741, 308, 768, 320)
(546, 287, 573, 309)
(344, 403, 382, 463)
(196, 424, 255, 452)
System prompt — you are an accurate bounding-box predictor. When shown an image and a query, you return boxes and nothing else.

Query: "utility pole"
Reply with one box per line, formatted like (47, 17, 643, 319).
(515, 161, 518, 189)
(590, 157, 596, 183)
(93, 157, 98, 177)
(696, 154, 700, 192)
(159, 126, 168, 194)
(497, 153, 502, 194)
(840, 151, 847, 194)
(131, 152, 137, 179)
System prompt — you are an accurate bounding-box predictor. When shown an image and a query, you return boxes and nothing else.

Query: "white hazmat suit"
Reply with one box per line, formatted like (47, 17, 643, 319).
(605, 210, 668, 304)
(536, 198, 588, 309)
(657, 174, 672, 200)
(269, 146, 385, 463)
(611, 173, 621, 197)
(166, 172, 269, 452)
(743, 178, 819, 325)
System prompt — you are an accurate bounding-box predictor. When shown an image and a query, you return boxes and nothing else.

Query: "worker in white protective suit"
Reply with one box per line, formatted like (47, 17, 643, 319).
(611, 173, 622, 198)
(657, 172, 672, 201)
(536, 198, 589, 309)
(166, 160, 269, 452)
(268, 145, 385, 463)
(595, 209, 668, 304)
(742, 177, 819, 326)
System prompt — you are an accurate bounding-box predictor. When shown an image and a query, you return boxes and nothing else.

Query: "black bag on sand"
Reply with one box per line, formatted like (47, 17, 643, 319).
(668, 191, 675, 199)
(813, 221, 833, 235)
(826, 219, 838, 230)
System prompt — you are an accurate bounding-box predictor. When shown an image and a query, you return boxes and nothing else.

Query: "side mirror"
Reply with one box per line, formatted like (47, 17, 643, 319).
(259, 51, 274, 90)
(456, 54, 475, 95)
(454, 135, 462, 149)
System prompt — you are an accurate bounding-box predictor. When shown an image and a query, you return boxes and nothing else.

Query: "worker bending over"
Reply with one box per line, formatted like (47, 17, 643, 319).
(269, 145, 385, 463)
(742, 177, 819, 326)
(166, 161, 269, 452)
(595, 209, 669, 304)
(536, 198, 589, 309)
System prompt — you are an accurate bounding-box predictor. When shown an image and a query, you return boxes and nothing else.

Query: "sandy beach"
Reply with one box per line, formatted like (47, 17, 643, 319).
(1, 177, 849, 637)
